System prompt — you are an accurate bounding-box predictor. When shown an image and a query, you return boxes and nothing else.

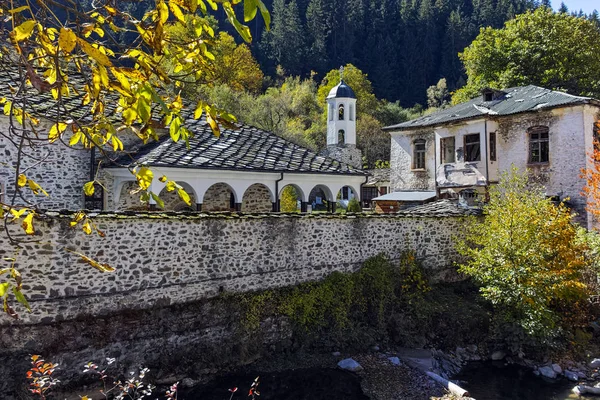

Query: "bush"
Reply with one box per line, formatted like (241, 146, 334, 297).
(347, 198, 361, 213)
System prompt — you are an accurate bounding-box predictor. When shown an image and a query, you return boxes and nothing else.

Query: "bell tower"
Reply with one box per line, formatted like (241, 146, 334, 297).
(323, 67, 362, 168)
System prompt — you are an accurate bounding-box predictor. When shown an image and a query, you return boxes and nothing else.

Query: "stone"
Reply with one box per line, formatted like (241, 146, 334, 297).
(590, 359, 600, 368)
(491, 351, 506, 361)
(565, 370, 579, 382)
(372, 345, 380, 352)
(337, 358, 363, 372)
(388, 357, 402, 366)
(332, 351, 341, 357)
(552, 363, 563, 374)
(538, 366, 557, 379)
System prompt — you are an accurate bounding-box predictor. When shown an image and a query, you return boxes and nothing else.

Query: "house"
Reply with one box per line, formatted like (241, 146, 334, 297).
(383, 86, 600, 227)
(0, 70, 368, 213)
(360, 168, 391, 209)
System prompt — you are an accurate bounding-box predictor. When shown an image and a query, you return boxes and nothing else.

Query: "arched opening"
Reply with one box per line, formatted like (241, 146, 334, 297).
(157, 181, 196, 211)
(117, 181, 147, 211)
(279, 184, 303, 213)
(338, 129, 345, 144)
(203, 182, 236, 212)
(338, 103, 345, 120)
(308, 185, 332, 212)
(336, 185, 360, 212)
(242, 183, 273, 213)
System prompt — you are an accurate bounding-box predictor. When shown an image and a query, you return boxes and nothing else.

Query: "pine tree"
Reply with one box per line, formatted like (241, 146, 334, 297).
(306, 0, 330, 74)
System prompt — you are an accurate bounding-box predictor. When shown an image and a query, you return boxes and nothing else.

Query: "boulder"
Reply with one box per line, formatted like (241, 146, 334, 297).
(388, 357, 402, 366)
(565, 370, 579, 382)
(538, 366, 557, 379)
(337, 358, 363, 372)
(589, 358, 600, 368)
(491, 351, 506, 361)
(552, 364, 563, 374)
(332, 351, 341, 357)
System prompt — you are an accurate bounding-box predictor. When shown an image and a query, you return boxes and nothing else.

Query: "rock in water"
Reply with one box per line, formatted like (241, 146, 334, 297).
(589, 358, 600, 368)
(338, 358, 363, 372)
(565, 370, 579, 382)
(388, 357, 402, 366)
(491, 351, 506, 361)
(552, 363, 562, 374)
(538, 366, 557, 379)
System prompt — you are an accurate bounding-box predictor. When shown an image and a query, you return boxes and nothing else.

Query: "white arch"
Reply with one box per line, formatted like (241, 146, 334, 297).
(199, 182, 239, 204)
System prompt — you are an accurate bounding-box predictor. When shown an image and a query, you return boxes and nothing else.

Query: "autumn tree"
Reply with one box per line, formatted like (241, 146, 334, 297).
(457, 168, 590, 347)
(582, 123, 600, 222)
(453, 7, 600, 104)
(0, 0, 269, 317)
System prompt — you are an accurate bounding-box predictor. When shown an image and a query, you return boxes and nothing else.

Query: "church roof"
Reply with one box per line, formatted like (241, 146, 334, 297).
(383, 85, 600, 131)
(0, 68, 365, 176)
(107, 117, 367, 175)
(327, 80, 357, 99)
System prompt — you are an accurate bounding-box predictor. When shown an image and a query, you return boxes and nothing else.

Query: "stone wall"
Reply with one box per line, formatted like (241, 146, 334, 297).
(203, 182, 234, 211)
(241, 183, 273, 212)
(0, 212, 462, 326)
(390, 129, 436, 191)
(0, 118, 92, 210)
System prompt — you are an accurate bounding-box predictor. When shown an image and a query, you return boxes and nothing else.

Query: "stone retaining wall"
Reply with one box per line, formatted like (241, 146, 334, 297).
(0, 212, 463, 326)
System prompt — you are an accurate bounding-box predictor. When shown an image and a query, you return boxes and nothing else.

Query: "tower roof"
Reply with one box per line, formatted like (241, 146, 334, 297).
(327, 80, 357, 99)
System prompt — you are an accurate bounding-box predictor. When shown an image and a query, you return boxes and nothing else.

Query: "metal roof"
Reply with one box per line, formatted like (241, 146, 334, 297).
(383, 85, 599, 131)
(372, 191, 437, 202)
(327, 80, 357, 99)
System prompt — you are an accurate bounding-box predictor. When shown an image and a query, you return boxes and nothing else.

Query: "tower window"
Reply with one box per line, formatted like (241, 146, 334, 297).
(413, 139, 426, 170)
(338, 129, 345, 144)
(349, 104, 354, 121)
(338, 104, 345, 120)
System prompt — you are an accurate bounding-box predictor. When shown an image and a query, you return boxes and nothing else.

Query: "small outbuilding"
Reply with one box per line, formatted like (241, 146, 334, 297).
(371, 191, 437, 213)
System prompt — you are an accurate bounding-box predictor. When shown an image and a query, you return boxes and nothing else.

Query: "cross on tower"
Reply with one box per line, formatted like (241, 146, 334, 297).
(339, 65, 344, 80)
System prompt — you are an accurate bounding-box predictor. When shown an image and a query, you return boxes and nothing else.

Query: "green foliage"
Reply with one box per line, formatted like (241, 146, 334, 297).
(454, 7, 600, 103)
(280, 186, 299, 212)
(426, 78, 450, 109)
(456, 167, 591, 346)
(317, 64, 378, 117)
(347, 198, 362, 213)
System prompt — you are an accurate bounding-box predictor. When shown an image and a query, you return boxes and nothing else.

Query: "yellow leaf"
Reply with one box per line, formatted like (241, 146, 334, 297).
(82, 220, 92, 235)
(157, 0, 169, 24)
(159, 175, 167, 183)
(58, 28, 77, 53)
(70, 211, 85, 227)
(178, 188, 192, 206)
(69, 129, 82, 146)
(136, 167, 153, 190)
(77, 38, 112, 67)
(83, 181, 95, 196)
(206, 114, 220, 137)
(48, 122, 67, 143)
(112, 136, 123, 151)
(110, 67, 131, 93)
(22, 212, 35, 235)
(169, 2, 185, 22)
(9, 5, 30, 14)
(12, 20, 36, 42)
(194, 101, 204, 119)
(17, 174, 27, 187)
(123, 107, 137, 125)
(66, 250, 115, 273)
(28, 179, 48, 196)
(10, 208, 27, 220)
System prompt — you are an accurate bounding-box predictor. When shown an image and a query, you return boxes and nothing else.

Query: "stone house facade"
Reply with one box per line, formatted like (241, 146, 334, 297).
(384, 86, 600, 228)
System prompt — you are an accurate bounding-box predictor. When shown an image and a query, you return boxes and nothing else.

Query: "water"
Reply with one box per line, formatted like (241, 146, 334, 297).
(455, 361, 592, 400)
(181, 368, 369, 400)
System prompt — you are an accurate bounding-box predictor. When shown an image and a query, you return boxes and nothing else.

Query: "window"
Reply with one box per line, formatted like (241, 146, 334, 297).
(489, 132, 496, 161)
(380, 186, 388, 195)
(440, 137, 455, 163)
(338, 129, 345, 144)
(349, 104, 354, 121)
(464, 134, 481, 162)
(84, 183, 104, 210)
(484, 92, 493, 102)
(528, 126, 549, 163)
(338, 104, 345, 120)
(338, 104, 344, 121)
(413, 139, 426, 169)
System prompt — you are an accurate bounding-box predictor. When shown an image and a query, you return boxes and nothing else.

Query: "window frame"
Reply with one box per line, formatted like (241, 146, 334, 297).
(440, 137, 455, 164)
(338, 103, 345, 121)
(412, 139, 426, 170)
(489, 131, 497, 161)
(528, 126, 549, 164)
(464, 133, 481, 162)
